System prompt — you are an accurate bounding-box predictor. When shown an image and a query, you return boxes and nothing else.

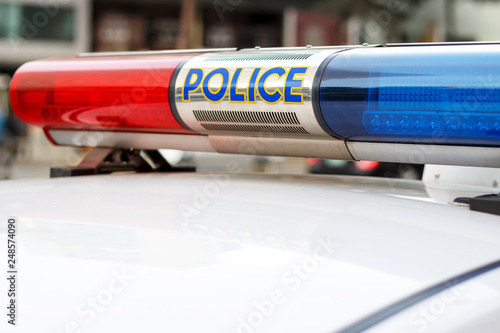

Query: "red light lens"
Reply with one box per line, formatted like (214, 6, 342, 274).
(306, 158, 320, 166)
(354, 160, 380, 172)
(9, 54, 197, 134)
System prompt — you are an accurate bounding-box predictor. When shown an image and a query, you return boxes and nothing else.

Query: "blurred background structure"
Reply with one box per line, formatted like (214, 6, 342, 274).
(1, 0, 500, 178)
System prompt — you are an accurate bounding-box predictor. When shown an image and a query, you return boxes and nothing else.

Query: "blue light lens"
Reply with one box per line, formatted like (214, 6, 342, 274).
(319, 45, 500, 146)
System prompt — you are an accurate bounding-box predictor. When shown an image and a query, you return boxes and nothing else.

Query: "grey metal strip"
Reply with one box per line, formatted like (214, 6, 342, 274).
(78, 48, 237, 58)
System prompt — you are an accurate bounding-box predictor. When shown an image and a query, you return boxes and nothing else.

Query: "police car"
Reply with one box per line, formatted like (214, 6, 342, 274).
(2, 43, 500, 332)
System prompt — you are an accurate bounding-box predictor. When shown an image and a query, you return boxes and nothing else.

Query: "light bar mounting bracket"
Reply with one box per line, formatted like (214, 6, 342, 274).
(50, 148, 195, 178)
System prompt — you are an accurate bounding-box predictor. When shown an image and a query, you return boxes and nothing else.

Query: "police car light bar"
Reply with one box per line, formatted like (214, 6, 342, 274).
(9, 43, 500, 167)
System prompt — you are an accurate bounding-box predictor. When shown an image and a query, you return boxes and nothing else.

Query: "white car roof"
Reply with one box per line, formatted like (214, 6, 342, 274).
(1, 172, 500, 332)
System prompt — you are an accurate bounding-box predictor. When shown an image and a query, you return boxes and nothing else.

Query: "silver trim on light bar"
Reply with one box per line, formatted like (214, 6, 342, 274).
(77, 48, 238, 58)
(48, 130, 217, 152)
(49, 130, 500, 167)
(347, 142, 500, 168)
(386, 41, 500, 47)
(209, 135, 353, 160)
(239, 44, 380, 51)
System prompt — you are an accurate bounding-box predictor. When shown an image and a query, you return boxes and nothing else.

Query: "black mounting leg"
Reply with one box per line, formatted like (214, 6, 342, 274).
(453, 193, 500, 216)
(50, 148, 195, 178)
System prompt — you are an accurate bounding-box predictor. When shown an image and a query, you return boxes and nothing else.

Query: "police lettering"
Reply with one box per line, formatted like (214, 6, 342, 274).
(182, 66, 308, 104)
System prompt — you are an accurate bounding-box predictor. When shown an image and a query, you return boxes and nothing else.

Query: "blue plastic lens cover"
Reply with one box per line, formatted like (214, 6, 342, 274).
(319, 45, 500, 146)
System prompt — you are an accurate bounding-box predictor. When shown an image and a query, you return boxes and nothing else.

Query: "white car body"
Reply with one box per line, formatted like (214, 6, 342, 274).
(1, 170, 500, 332)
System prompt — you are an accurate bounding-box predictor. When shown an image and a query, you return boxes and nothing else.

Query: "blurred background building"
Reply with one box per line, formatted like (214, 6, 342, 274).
(1, 0, 500, 178)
